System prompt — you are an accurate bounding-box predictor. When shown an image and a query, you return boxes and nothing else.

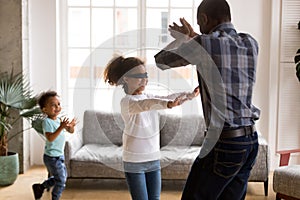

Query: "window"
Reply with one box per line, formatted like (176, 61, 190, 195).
(60, 0, 202, 120)
(276, 0, 300, 150)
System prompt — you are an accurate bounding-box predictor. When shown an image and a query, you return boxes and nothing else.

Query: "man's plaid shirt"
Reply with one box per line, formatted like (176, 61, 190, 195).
(155, 22, 260, 128)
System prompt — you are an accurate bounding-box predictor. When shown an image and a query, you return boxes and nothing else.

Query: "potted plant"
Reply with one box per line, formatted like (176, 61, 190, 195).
(0, 70, 43, 186)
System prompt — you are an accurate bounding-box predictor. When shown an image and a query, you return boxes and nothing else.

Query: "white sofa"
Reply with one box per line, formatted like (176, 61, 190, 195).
(64, 110, 269, 195)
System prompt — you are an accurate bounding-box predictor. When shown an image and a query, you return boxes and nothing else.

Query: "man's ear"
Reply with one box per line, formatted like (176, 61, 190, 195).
(199, 13, 208, 25)
(42, 107, 47, 113)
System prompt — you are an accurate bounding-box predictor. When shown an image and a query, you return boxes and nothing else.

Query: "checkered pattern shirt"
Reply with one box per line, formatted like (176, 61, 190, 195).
(155, 22, 260, 128)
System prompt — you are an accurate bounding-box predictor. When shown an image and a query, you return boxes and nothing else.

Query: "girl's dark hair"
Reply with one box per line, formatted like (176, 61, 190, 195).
(198, 0, 231, 22)
(38, 91, 58, 109)
(103, 56, 145, 93)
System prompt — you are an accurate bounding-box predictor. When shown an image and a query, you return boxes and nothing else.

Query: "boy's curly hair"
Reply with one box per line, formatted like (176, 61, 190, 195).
(38, 91, 58, 109)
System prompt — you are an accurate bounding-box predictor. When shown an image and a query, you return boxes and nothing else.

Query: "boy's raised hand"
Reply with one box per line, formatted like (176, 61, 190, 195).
(68, 118, 78, 128)
(66, 117, 78, 133)
(60, 117, 70, 128)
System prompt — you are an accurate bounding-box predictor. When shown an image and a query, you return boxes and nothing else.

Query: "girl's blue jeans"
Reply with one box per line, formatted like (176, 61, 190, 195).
(181, 131, 259, 200)
(124, 160, 161, 200)
(42, 154, 67, 200)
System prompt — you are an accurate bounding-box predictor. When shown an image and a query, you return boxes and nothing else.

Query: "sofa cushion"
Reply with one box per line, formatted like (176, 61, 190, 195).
(82, 110, 124, 145)
(73, 144, 122, 163)
(159, 114, 206, 147)
(72, 143, 123, 171)
(160, 146, 200, 166)
(160, 146, 200, 179)
(70, 161, 125, 178)
(273, 165, 300, 199)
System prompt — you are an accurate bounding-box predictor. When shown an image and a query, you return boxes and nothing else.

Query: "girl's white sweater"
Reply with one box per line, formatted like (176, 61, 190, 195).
(120, 92, 186, 163)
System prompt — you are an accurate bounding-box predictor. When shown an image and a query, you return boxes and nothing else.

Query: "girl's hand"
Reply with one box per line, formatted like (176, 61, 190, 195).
(192, 86, 200, 97)
(185, 86, 200, 100)
(167, 94, 187, 108)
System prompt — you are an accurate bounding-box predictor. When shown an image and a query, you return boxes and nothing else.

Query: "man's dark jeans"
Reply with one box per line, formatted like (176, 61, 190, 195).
(181, 132, 259, 200)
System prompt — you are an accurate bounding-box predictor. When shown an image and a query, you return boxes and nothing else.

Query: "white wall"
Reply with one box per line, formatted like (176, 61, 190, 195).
(28, 0, 287, 169)
(268, 0, 282, 171)
(228, 0, 279, 169)
(29, 0, 58, 165)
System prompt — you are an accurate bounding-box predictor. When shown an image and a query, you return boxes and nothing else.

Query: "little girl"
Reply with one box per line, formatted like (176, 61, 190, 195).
(103, 56, 199, 200)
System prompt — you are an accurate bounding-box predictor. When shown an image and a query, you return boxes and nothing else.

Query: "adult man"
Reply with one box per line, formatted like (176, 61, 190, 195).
(154, 0, 260, 199)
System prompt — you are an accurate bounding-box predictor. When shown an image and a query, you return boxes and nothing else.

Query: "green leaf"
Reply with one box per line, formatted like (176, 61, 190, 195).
(0, 70, 41, 141)
(31, 118, 44, 134)
(0, 121, 11, 132)
(19, 98, 37, 110)
(0, 71, 35, 110)
(20, 107, 42, 118)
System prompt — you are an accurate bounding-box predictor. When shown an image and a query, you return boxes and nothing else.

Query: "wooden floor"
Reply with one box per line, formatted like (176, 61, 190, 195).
(0, 166, 276, 200)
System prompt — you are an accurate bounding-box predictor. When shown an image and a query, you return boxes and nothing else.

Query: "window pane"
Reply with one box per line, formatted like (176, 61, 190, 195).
(147, 9, 168, 29)
(92, 48, 114, 81)
(145, 50, 157, 67)
(170, 9, 194, 25)
(114, 9, 139, 49)
(115, 8, 138, 34)
(115, 0, 137, 7)
(120, 49, 138, 58)
(146, 10, 171, 46)
(169, 67, 195, 90)
(147, 0, 168, 7)
(69, 88, 92, 127)
(68, 8, 90, 47)
(68, 49, 91, 88)
(92, 0, 114, 7)
(92, 8, 113, 48)
(170, 0, 193, 7)
(194, 0, 202, 7)
(94, 88, 123, 113)
(114, 33, 140, 49)
(145, 50, 171, 87)
(68, 0, 90, 6)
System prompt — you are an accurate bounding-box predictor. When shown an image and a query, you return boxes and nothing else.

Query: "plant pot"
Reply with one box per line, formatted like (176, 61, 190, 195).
(0, 152, 19, 186)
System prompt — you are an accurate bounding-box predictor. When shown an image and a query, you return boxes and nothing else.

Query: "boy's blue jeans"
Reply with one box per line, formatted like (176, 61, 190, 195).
(181, 132, 259, 200)
(124, 160, 161, 200)
(42, 154, 67, 200)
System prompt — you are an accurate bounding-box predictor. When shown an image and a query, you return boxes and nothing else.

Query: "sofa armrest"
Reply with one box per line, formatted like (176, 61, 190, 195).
(277, 149, 300, 166)
(249, 132, 269, 180)
(65, 128, 83, 174)
(258, 132, 270, 166)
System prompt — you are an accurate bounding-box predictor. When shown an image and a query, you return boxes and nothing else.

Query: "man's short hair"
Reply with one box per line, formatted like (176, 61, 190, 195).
(198, 0, 231, 21)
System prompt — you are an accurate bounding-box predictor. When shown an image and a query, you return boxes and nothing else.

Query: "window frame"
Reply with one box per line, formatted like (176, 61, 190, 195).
(58, 0, 202, 117)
